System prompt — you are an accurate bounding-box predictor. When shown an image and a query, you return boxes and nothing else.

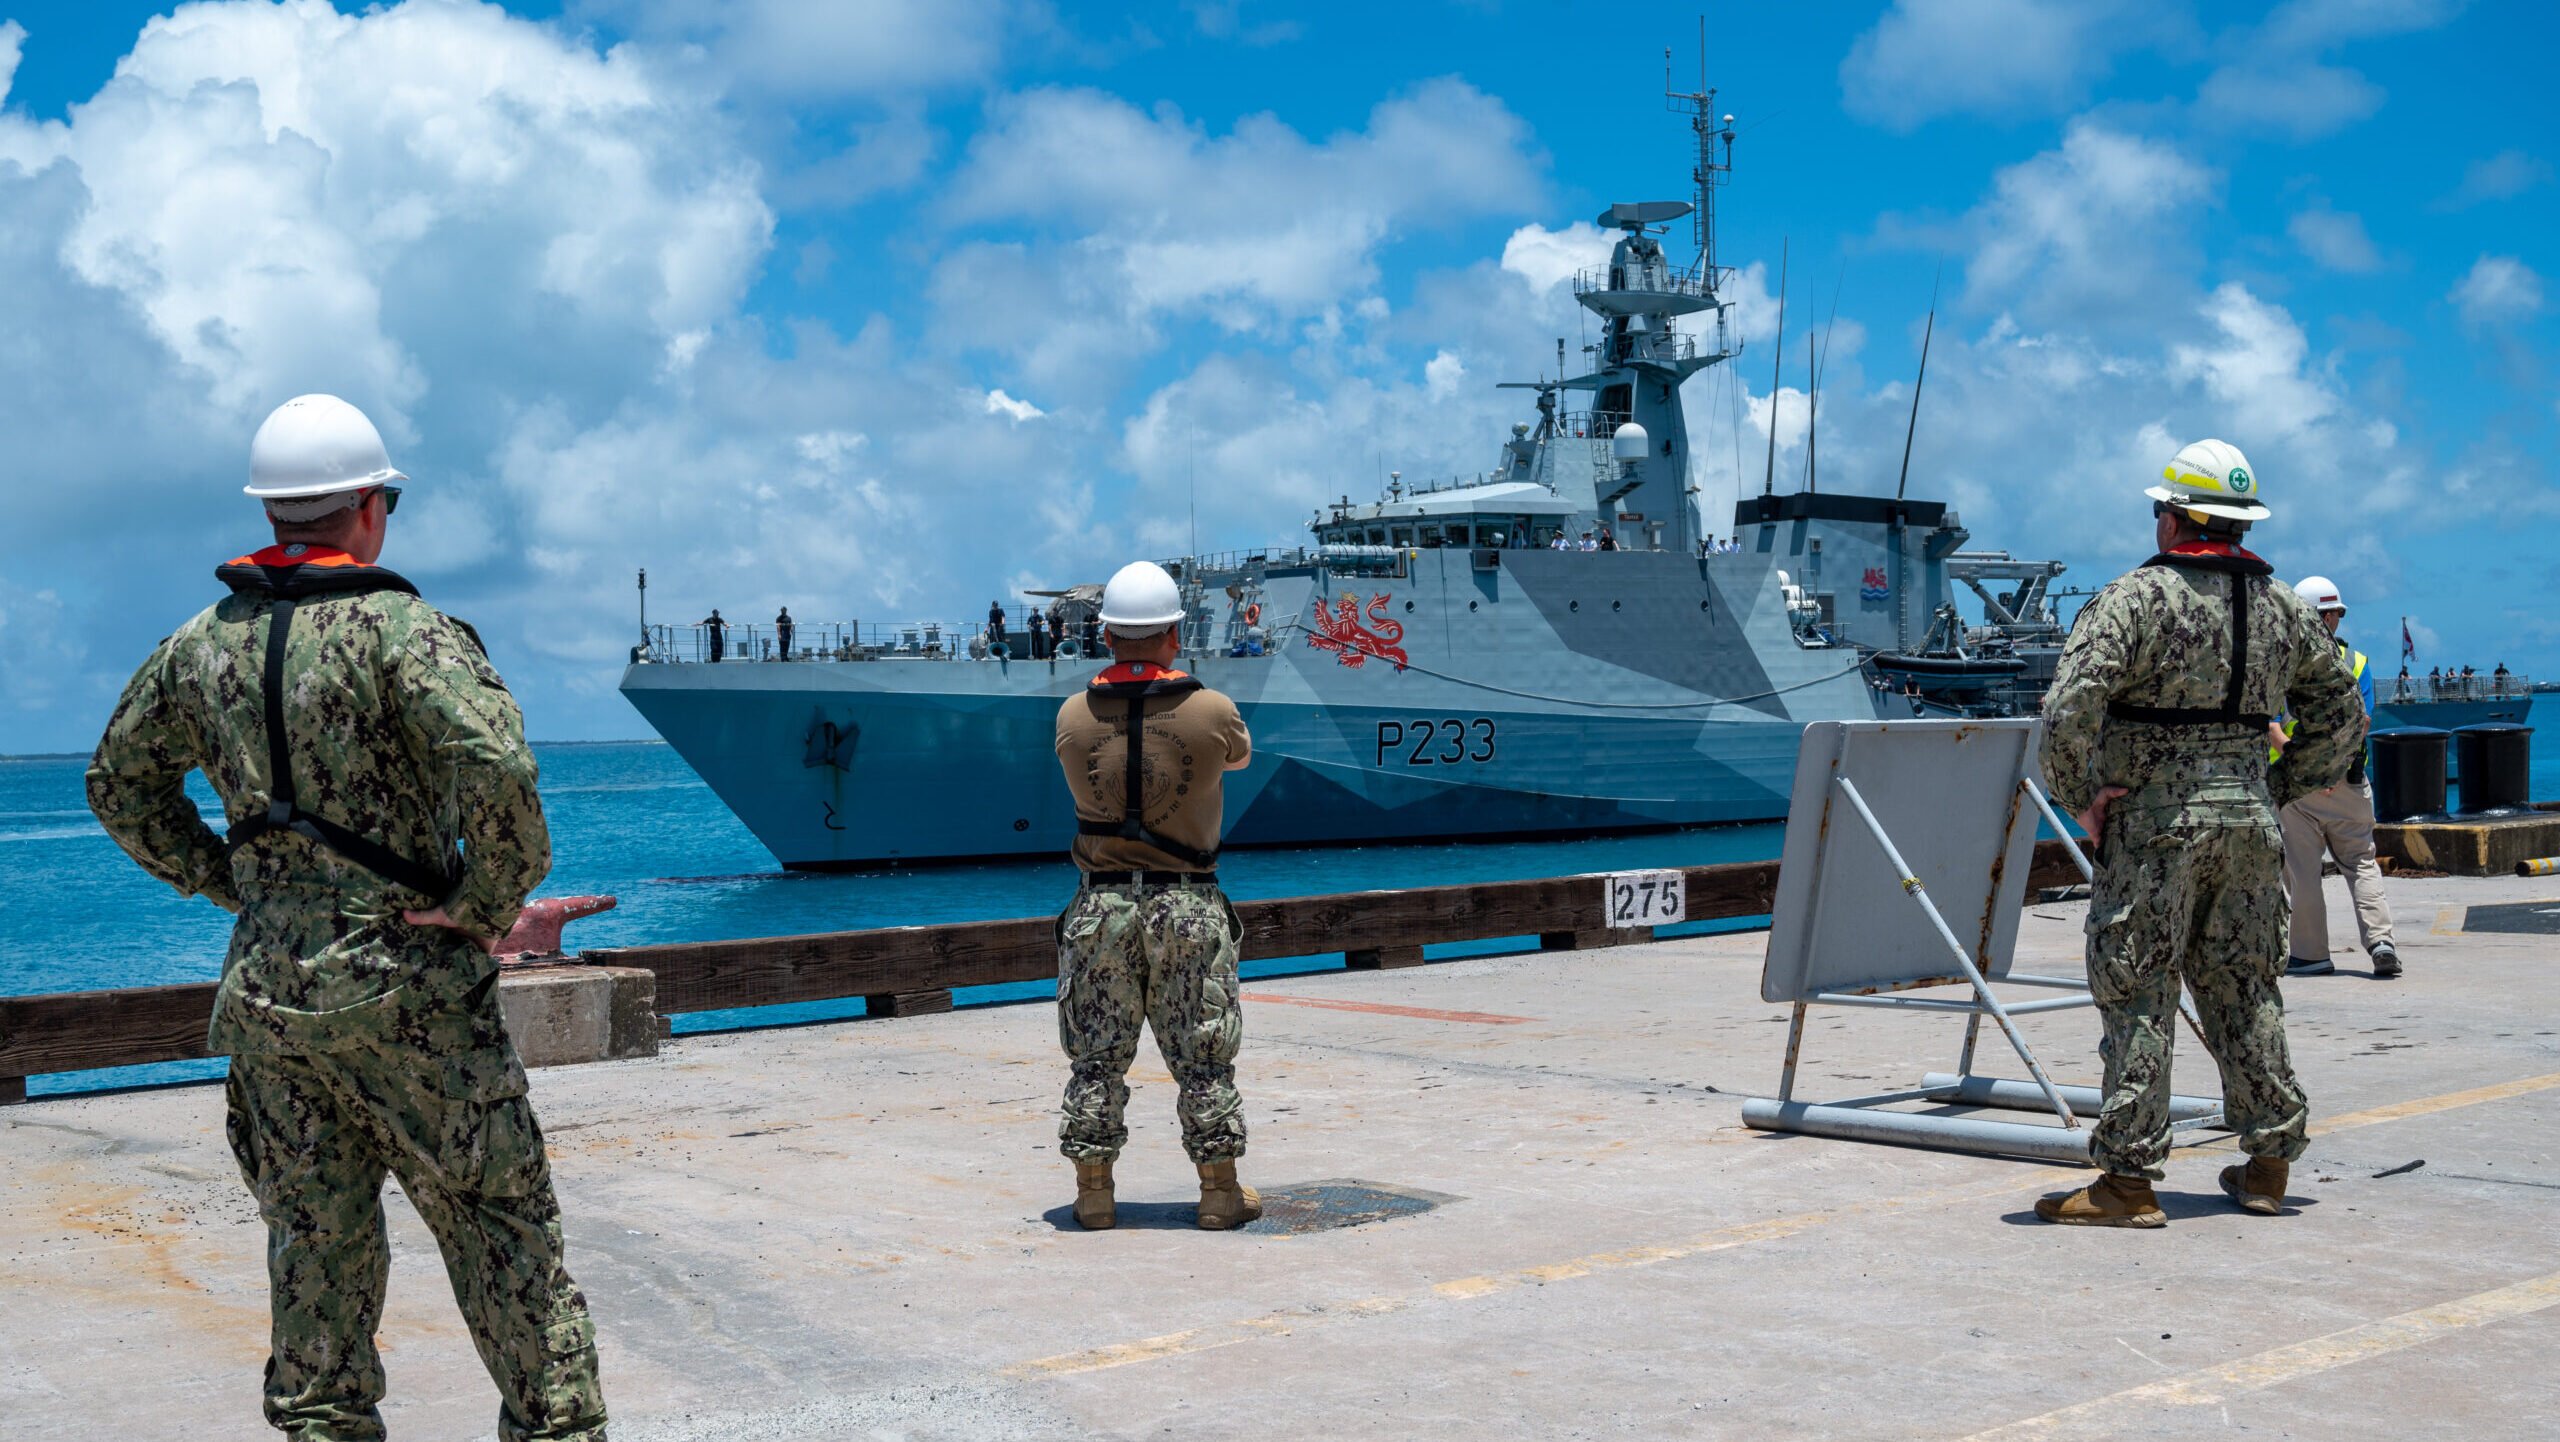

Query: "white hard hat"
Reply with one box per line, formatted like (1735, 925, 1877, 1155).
(2144, 438, 2267, 522)
(245, 394, 406, 500)
(1097, 561, 1184, 633)
(2293, 575, 2345, 612)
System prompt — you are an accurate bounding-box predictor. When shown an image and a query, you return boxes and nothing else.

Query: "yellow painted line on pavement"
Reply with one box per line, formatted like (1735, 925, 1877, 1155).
(1008, 1069, 2560, 1380)
(1961, 1269, 2560, 1441)
(2312, 1071, 2560, 1135)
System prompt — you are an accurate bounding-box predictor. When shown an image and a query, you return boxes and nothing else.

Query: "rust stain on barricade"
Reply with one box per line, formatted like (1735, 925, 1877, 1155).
(1959, 1268, 2560, 1441)
(1244, 994, 1535, 1025)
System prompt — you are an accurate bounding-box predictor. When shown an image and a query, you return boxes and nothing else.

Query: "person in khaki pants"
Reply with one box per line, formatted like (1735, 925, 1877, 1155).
(2278, 576, 2400, 979)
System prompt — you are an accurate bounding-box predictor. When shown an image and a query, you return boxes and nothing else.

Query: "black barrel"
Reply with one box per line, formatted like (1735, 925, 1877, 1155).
(2453, 723, 2534, 814)
(2369, 727, 2449, 822)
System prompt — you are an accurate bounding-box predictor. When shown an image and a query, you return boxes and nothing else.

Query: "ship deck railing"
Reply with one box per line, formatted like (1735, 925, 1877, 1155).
(635, 613, 1286, 666)
(1569, 265, 1718, 304)
(2384, 674, 2534, 705)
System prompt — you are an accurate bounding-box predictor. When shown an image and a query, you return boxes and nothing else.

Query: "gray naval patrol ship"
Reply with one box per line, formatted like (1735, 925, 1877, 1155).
(622, 78, 2039, 868)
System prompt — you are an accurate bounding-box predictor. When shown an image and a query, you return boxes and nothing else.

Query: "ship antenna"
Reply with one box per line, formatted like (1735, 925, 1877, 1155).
(1805, 267, 1842, 494)
(1894, 268, 1940, 501)
(1761, 238, 1787, 497)
(1801, 332, 1817, 493)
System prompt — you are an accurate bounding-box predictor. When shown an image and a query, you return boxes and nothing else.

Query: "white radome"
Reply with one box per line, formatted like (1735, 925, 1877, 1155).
(1610, 421, 1651, 466)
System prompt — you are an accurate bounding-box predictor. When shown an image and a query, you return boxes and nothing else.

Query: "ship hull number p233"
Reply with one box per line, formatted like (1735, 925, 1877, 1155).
(1376, 718, 1496, 766)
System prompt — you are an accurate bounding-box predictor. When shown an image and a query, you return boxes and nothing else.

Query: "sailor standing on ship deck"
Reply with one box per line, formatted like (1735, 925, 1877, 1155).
(1052, 561, 1262, 1232)
(2033, 439, 2363, 1228)
(85, 395, 607, 1438)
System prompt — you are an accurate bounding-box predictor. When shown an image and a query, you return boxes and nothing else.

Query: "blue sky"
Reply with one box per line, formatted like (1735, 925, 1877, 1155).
(0, 0, 2551, 751)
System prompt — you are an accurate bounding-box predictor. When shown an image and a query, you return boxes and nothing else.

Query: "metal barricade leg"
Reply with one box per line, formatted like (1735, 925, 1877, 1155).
(1835, 776, 2077, 1128)
(1778, 1003, 1808, 1102)
(2021, 776, 2211, 1046)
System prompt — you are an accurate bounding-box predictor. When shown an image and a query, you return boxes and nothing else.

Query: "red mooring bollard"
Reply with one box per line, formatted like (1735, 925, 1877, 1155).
(493, 895, 618, 963)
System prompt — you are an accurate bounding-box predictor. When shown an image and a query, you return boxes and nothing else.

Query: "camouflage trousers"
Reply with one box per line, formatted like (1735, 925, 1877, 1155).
(1055, 883, 1247, 1164)
(2085, 818, 2310, 1179)
(225, 1045, 606, 1441)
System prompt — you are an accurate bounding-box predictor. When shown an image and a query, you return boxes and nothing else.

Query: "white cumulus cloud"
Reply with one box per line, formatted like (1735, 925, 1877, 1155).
(942, 79, 1543, 326)
(1960, 120, 2215, 322)
(2193, 60, 2383, 141)
(2288, 205, 2382, 273)
(1498, 221, 1611, 292)
(2450, 255, 2545, 328)
(573, 0, 1010, 99)
(983, 387, 1045, 422)
(1840, 0, 2177, 129)
(0, 19, 24, 104)
(2438, 148, 2552, 209)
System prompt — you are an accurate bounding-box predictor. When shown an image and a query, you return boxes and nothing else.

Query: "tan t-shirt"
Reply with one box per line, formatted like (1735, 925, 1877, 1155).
(1055, 677, 1251, 872)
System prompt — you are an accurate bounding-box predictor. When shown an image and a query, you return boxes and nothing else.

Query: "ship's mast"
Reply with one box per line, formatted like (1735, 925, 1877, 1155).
(1486, 40, 1743, 553)
(1665, 42, 1734, 290)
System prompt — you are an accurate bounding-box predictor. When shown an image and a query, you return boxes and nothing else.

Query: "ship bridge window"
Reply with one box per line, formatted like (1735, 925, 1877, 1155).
(1366, 526, 1386, 545)
(1390, 525, 1414, 547)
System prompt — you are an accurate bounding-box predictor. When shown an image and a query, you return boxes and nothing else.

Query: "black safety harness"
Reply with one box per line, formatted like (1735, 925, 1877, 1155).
(214, 546, 463, 899)
(2103, 544, 2276, 731)
(1076, 662, 1219, 873)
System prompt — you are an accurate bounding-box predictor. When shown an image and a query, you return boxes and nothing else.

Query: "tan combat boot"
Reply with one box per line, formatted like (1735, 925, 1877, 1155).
(2033, 1172, 2166, 1228)
(1074, 1159, 1116, 1230)
(2219, 1156, 2289, 1216)
(1195, 1160, 1263, 1231)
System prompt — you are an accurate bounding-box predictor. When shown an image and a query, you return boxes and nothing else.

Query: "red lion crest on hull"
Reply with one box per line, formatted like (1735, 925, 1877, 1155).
(1307, 591, 1408, 671)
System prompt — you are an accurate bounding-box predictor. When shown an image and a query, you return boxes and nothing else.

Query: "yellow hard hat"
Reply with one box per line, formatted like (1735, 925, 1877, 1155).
(2145, 438, 2267, 521)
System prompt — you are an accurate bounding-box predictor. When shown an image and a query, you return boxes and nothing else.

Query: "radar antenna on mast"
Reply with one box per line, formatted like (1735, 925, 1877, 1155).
(1804, 268, 1843, 494)
(1762, 238, 1787, 498)
(1664, 27, 1735, 283)
(1895, 268, 1941, 501)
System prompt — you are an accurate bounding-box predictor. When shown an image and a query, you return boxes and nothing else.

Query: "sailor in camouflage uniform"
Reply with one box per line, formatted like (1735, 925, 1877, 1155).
(1053, 561, 1262, 1231)
(86, 395, 606, 1439)
(2034, 439, 2364, 1227)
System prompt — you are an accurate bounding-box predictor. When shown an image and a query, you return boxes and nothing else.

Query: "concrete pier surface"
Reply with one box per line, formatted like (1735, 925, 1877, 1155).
(7, 872, 2556, 1441)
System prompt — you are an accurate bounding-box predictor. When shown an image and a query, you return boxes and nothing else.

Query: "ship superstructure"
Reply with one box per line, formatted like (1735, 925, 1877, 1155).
(620, 70, 2024, 868)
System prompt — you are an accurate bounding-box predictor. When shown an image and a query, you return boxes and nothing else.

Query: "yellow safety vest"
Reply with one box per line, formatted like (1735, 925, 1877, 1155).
(2273, 643, 2367, 760)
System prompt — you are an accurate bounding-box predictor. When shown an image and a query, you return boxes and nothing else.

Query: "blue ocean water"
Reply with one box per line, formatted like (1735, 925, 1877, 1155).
(17, 711, 2556, 1099)
(3, 741, 1790, 1097)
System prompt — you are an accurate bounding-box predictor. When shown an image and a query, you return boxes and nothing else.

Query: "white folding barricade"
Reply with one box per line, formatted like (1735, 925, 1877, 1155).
(1739, 719, 2223, 1163)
